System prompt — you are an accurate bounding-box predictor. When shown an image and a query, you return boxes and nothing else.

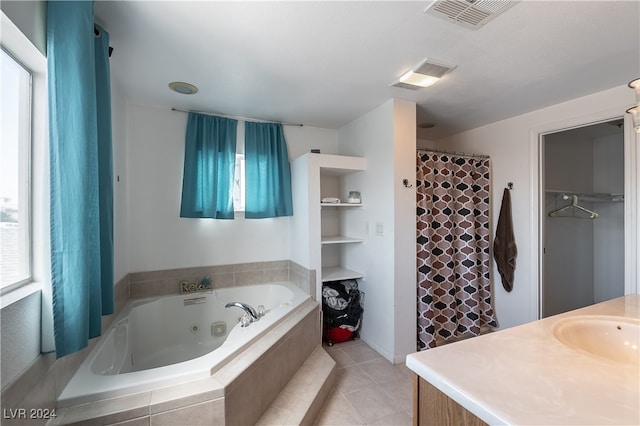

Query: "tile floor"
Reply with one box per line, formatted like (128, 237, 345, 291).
(313, 339, 414, 426)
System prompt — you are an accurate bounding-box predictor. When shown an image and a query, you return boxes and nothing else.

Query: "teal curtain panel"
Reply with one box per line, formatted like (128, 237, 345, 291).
(244, 122, 293, 218)
(48, 0, 114, 358)
(180, 113, 237, 219)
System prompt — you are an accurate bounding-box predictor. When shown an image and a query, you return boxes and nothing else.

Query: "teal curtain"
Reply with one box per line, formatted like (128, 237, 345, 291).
(48, 0, 114, 358)
(180, 113, 237, 219)
(244, 122, 293, 218)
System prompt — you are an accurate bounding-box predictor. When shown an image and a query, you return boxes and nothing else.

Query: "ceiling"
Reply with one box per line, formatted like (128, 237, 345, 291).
(94, 1, 640, 140)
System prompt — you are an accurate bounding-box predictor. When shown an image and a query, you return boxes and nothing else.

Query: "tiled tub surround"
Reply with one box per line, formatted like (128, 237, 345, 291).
(129, 260, 315, 301)
(52, 299, 321, 425)
(0, 260, 315, 425)
(58, 282, 310, 406)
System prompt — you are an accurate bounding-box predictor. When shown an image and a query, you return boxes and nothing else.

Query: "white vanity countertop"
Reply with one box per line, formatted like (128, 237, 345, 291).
(406, 295, 640, 425)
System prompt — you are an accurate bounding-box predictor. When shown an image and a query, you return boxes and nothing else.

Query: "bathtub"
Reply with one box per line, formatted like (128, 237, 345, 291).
(58, 281, 310, 407)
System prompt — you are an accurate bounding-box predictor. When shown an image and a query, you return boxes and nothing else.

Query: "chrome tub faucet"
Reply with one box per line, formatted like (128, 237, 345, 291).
(225, 302, 260, 323)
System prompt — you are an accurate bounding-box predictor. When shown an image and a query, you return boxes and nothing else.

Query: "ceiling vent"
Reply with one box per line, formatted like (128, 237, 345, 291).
(425, 0, 519, 30)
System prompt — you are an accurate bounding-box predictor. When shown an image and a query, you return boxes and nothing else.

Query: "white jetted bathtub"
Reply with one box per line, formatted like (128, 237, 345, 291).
(58, 281, 310, 407)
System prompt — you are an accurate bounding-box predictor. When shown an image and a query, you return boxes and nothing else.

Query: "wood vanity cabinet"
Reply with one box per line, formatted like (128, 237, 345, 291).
(413, 375, 488, 426)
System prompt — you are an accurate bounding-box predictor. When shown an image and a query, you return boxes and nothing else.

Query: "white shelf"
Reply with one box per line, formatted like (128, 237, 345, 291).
(321, 202, 363, 207)
(545, 189, 624, 202)
(321, 266, 364, 282)
(321, 235, 363, 245)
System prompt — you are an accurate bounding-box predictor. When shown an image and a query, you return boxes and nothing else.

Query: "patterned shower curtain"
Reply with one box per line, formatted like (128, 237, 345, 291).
(416, 151, 497, 350)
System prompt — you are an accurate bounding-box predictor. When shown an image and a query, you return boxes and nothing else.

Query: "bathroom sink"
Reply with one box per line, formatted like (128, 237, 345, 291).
(552, 315, 640, 366)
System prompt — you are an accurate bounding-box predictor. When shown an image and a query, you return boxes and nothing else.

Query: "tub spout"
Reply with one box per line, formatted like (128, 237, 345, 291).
(225, 302, 260, 322)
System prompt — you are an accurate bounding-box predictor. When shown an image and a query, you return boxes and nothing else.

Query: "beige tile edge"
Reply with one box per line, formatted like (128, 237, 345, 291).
(129, 260, 314, 300)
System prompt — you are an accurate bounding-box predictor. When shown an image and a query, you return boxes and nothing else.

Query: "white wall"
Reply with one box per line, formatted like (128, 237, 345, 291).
(434, 84, 636, 329)
(337, 99, 416, 363)
(112, 74, 129, 282)
(125, 104, 338, 272)
(1, 291, 41, 389)
(286, 125, 338, 161)
(339, 100, 395, 361)
(392, 101, 417, 362)
(0, 1, 46, 54)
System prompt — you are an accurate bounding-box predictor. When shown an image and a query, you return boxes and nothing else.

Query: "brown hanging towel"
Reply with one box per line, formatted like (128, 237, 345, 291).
(494, 187, 517, 292)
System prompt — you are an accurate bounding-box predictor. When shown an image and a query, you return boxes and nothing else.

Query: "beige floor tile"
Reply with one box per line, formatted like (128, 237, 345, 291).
(379, 377, 413, 415)
(334, 365, 376, 395)
(328, 349, 356, 368)
(357, 357, 401, 385)
(313, 392, 364, 426)
(393, 361, 414, 377)
(343, 385, 407, 424)
(367, 410, 413, 426)
(340, 342, 383, 364)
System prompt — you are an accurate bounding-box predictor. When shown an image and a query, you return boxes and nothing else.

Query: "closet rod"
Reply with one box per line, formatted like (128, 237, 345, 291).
(171, 107, 303, 127)
(417, 148, 489, 160)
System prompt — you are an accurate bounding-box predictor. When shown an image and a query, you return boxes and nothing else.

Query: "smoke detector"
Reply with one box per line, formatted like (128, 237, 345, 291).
(425, 0, 519, 30)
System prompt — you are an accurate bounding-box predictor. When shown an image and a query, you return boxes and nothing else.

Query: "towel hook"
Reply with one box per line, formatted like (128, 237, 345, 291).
(507, 182, 513, 190)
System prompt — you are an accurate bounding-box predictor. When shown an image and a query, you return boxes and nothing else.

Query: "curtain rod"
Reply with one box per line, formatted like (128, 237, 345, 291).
(417, 148, 489, 160)
(171, 107, 303, 127)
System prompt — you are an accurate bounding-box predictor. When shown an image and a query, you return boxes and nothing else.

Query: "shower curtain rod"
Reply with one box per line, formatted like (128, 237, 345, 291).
(417, 148, 489, 160)
(171, 107, 303, 127)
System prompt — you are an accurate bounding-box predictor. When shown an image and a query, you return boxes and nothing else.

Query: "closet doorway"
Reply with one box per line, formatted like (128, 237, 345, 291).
(541, 119, 625, 318)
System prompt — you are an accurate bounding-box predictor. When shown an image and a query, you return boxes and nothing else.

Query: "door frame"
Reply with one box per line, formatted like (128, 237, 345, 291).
(529, 107, 638, 319)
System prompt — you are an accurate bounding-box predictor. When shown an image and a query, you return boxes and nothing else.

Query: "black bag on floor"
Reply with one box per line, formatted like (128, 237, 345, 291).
(322, 279, 363, 343)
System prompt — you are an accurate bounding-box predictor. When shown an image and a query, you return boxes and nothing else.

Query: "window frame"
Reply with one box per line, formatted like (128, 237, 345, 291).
(1, 46, 33, 294)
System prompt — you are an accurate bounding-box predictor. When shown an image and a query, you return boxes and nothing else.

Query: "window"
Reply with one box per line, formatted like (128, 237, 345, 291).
(233, 153, 245, 211)
(0, 48, 32, 290)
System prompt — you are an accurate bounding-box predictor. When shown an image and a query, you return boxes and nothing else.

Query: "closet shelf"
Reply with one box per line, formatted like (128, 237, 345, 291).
(546, 190, 624, 202)
(321, 266, 364, 282)
(321, 235, 364, 245)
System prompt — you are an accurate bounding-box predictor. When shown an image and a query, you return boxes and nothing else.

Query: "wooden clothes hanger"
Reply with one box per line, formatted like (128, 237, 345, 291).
(548, 194, 598, 219)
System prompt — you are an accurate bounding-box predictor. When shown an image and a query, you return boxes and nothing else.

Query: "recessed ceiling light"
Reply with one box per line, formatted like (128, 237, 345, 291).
(391, 58, 456, 90)
(399, 70, 440, 88)
(168, 81, 198, 95)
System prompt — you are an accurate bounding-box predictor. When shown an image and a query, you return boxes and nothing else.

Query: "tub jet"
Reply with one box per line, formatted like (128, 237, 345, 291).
(211, 321, 226, 337)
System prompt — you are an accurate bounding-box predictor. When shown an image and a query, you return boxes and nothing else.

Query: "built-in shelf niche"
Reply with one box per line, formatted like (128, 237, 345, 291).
(319, 156, 365, 283)
(289, 153, 366, 300)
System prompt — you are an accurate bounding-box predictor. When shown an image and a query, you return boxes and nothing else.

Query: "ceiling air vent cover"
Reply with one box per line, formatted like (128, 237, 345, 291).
(425, 0, 519, 30)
